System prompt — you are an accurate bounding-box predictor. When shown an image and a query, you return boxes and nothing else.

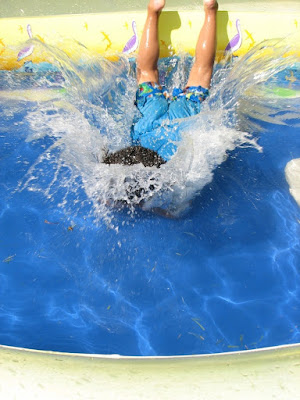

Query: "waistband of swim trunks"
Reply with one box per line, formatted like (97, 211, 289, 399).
(137, 82, 168, 98)
(136, 82, 210, 102)
(172, 85, 209, 102)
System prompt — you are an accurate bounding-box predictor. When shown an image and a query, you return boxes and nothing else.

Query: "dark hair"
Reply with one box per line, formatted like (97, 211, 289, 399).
(102, 146, 166, 168)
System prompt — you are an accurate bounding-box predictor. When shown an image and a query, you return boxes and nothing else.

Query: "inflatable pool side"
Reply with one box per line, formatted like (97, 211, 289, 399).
(0, 343, 300, 399)
(1, 3, 300, 69)
(1, 1, 300, 398)
(285, 159, 300, 206)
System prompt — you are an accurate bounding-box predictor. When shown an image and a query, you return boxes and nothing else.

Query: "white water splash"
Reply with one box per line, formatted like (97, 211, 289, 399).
(10, 35, 299, 226)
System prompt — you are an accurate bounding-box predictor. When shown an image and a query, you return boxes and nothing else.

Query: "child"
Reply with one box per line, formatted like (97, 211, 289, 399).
(103, 0, 218, 167)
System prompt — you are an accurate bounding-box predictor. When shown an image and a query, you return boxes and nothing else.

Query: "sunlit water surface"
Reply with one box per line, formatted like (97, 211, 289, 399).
(0, 36, 299, 355)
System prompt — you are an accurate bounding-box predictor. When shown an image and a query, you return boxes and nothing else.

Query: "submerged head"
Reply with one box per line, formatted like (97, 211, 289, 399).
(102, 145, 166, 168)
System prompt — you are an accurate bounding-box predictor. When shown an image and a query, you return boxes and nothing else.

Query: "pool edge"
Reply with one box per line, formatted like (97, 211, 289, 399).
(1, 343, 300, 398)
(1, 8, 300, 70)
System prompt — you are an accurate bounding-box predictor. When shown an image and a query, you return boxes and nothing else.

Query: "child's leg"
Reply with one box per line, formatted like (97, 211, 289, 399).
(137, 0, 165, 85)
(186, 0, 218, 89)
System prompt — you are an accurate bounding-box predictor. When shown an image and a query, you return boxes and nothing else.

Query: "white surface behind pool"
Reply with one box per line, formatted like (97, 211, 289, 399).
(0, 343, 300, 399)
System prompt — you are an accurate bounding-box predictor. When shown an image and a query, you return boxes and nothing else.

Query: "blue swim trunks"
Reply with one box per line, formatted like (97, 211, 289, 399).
(131, 82, 209, 161)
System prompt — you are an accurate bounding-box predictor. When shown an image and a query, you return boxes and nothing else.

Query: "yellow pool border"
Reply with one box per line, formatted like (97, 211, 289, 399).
(1, 8, 300, 70)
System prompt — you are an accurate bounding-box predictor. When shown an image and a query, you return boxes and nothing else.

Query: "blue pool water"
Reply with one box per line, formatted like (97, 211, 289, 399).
(0, 39, 300, 356)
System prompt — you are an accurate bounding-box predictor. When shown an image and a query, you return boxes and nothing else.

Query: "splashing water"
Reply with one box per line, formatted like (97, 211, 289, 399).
(211, 34, 300, 131)
(1, 35, 299, 228)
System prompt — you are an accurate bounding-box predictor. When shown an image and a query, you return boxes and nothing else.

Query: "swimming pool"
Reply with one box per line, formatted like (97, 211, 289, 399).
(0, 34, 299, 357)
(1, 2, 300, 397)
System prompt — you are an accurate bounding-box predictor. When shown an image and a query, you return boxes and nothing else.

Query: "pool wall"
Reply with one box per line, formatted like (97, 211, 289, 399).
(1, 1, 300, 69)
(1, 343, 300, 399)
(1, 0, 300, 398)
(285, 158, 300, 207)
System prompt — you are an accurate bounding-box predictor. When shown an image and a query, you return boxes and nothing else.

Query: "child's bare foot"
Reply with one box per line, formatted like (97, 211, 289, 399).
(204, 0, 218, 11)
(148, 0, 165, 13)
